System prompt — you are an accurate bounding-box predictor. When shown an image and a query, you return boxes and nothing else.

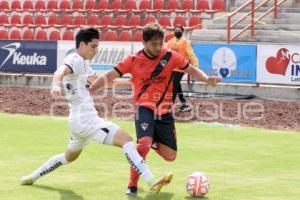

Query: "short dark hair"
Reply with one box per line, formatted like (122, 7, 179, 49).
(142, 23, 165, 42)
(75, 28, 100, 48)
(174, 25, 184, 32)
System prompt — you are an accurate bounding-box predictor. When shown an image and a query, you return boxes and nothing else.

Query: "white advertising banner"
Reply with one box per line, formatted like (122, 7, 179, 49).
(57, 41, 142, 74)
(257, 45, 300, 85)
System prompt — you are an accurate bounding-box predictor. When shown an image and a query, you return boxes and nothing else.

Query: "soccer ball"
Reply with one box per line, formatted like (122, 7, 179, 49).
(185, 172, 210, 197)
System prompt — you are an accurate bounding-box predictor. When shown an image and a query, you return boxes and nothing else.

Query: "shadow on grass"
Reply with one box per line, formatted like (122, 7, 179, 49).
(32, 185, 84, 200)
(127, 191, 174, 200)
(185, 196, 209, 200)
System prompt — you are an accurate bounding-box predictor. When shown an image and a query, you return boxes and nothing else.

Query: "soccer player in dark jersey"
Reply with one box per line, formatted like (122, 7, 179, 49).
(90, 23, 220, 196)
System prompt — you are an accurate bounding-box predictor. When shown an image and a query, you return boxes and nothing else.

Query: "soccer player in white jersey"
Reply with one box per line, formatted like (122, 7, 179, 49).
(20, 28, 172, 195)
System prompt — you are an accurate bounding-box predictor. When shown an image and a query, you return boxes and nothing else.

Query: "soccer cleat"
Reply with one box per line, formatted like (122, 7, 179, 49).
(150, 172, 173, 195)
(125, 186, 137, 196)
(180, 104, 191, 112)
(20, 175, 34, 185)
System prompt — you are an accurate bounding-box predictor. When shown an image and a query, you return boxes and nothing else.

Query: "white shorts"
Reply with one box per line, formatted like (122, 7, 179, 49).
(67, 115, 119, 152)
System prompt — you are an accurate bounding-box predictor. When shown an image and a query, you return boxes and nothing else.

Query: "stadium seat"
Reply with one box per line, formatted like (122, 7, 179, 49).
(109, 0, 125, 13)
(22, 29, 34, 40)
(98, 0, 109, 11)
(161, 0, 179, 14)
(99, 15, 112, 27)
(61, 14, 72, 26)
(212, 0, 225, 11)
(35, 0, 46, 11)
(0, 0, 10, 12)
(133, 30, 143, 41)
(72, 0, 84, 10)
(102, 30, 117, 41)
(193, 0, 218, 14)
(87, 15, 100, 27)
(35, 15, 47, 26)
(176, 0, 194, 13)
(59, 0, 71, 11)
(0, 30, 9, 40)
(139, 0, 151, 11)
(35, 30, 48, 40)
(49, 30, 61, 40)
(0, 15, 9, 25)
(152, 0, 164, 13)
(62, 30, 74, 40)
(73, 15, 85, 27)
(11, 0, 21, 11)
(10, 15, 22, 26)
(188, 16, 202, 29)
(158, 15, 172, 29)
(23, 0, 34, 12)
(9, 29, 21, 40)
(85, 0, 97, 10)
(143, 15, 156, 25)
(124, 0, 138, 11)
(112, 15, 127, 28)
(47, 0, 58, 12)
(118, 30, 132, 41)
(22, 15, 35, 27)
(173, 15, 187, 27)
(48, 14, 61, 27)
(127, 15, 141, 28)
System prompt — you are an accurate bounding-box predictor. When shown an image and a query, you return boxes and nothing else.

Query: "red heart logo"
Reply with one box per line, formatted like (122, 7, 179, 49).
(265, 48, 290, 76)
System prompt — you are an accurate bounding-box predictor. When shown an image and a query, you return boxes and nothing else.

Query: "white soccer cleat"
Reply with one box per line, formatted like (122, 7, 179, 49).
(20, 175, 34, 185)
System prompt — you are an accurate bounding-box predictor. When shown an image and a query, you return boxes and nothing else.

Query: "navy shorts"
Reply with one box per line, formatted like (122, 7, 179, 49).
(135, 106, 177, 151)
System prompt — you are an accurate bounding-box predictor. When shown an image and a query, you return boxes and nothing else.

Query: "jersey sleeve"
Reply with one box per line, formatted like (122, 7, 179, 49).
(64, 54, 85, 75)
(115, 55, 133, 76)
(172, 51, 189, 70)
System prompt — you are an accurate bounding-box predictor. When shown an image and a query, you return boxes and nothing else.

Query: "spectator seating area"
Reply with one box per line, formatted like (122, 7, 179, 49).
(0, 0, 225, 41)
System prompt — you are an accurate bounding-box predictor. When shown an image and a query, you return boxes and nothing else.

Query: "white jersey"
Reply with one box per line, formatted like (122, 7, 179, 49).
(62, 52, 97, 117)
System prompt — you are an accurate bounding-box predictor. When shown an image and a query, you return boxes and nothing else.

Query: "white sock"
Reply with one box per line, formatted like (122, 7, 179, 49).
(122, 141, 154, 184)
(30, 153, 69, 181)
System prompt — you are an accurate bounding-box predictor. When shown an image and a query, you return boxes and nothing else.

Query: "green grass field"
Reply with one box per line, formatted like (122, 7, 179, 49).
(0, 112, 299, 200)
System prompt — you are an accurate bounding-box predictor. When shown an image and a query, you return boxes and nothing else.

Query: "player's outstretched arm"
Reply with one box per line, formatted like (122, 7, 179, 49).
(51, 65, 72, 97)
(89, 69, 120, 92)
(184, 64, 221, 86)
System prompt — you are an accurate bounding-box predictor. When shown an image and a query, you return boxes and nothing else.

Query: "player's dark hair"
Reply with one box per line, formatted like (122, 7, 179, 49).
(142, 23, 165, 42)
(174, 25, 184, 32)
(75, 28, 100, 48)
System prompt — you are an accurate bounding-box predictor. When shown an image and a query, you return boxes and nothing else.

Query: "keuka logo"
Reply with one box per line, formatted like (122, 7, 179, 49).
(265, 48, 290, 76)
(0, 42, 47, 67)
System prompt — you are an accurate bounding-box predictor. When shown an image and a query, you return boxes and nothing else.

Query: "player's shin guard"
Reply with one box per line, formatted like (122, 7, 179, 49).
(30, 153, 69, 182)
(128, 137, 152, 187)
(122, 141, 153, 184)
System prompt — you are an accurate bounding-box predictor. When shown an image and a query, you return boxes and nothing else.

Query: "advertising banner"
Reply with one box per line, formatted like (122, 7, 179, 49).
(0, 41, 57, 73)
(57, 41, 136, 73)
(193, 43, 257, 83)
(257, 45, 300, 85)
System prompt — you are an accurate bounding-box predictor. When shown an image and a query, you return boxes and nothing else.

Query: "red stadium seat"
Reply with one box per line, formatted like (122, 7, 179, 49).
(11, 0, 21, 11)
(193, 0, 218, 14)
(22, 15, 34, 27)
(99, 15, 112, 27)
(188, 16, 202, 29)
(0, 0, 10, 12)
(98, 0, 109, 11)
(175, 0, 194, 14)
(61, 14, 72, 26)
(161, 0, 179, 14)
(47, 0, 58, 12)
(153, 0, 164, 13)
(118, 30, 132, 41)
(112, 15, 126, 28)
(0, 30, 9, 40)
(143, 15, 156, 25)
(23, 0, 34, 11)
(123, 0, 138, 13)
(133, 30, 143, 41)
(10, 15, 22, 26)
(35, 0, 46, 11)
(212, 0, 225, 11)
(87, 15, 99, 26)
(0, 15, 9, 25)
(35, 30, 48, 40)
(49, 30, 61, 40)
(9, 29, 21, 40)
(48, 14, 61, 27)
(85, 0, 97, 10)
(72, 0, 84, 10)
(102, 30, 117, 41)
(23, 29, 34, 40)
(127, 15, 141, 28)
(59, 0, 71, 11)
(158, 15, 171, 29)
(73, 15, 85, 27)
(139, 0, 151, 11)
(62, 30, 74, 40)
(35, 15, 47, 26)
(173, 15, 186, 27)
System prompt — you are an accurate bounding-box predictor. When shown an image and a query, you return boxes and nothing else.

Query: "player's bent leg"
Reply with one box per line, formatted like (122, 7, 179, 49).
(154, 143, 177, 161)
